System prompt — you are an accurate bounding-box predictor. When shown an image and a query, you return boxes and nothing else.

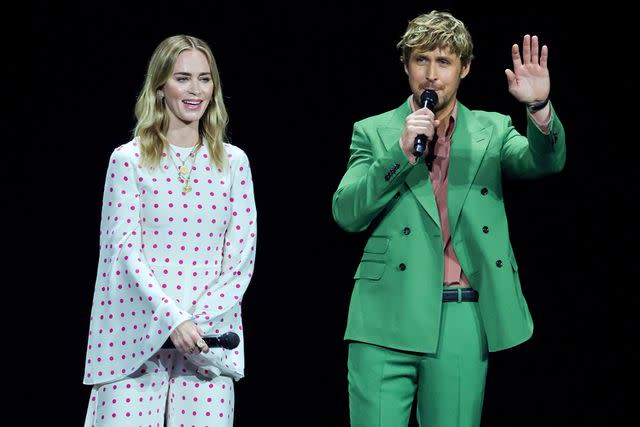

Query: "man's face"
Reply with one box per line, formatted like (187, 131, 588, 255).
(404, 46, 470, 113)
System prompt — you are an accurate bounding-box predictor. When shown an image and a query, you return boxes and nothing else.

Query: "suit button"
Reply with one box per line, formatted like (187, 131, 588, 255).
(393, 192, 400, 200)
(496, 260, 503, 268)
(482, 226, 489, 233)
(481, 187, 488, 195)
(403, 227, 411, 235)
(399, 263, 407, 271)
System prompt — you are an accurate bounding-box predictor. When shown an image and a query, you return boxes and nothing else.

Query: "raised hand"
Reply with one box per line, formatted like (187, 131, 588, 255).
(505, 34, 550, 104)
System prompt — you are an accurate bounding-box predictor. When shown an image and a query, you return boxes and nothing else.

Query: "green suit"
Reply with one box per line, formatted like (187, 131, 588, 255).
(332, 99, 565, 354)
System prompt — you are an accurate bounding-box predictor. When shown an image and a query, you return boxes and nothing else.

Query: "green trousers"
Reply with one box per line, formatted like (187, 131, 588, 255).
(348, 301, 488, 427)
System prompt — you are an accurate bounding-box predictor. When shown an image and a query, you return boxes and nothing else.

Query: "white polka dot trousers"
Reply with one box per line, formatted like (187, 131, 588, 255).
(85, 350, 234, 426)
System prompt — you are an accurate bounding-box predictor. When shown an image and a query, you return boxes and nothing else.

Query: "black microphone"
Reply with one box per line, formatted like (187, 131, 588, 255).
(412, 89, 439, 159)
(161, 332, 241, 350)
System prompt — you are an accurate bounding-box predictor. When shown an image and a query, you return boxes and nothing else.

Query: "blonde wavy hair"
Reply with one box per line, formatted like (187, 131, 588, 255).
(397, 11, 474, 66)
(134, 35, 228, 169)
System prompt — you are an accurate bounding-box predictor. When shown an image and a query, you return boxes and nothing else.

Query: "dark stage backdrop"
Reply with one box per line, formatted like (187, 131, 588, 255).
(27, 1, 632, 425)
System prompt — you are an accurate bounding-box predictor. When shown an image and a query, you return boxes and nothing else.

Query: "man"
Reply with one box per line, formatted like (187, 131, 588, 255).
(331, 10, 565, 426)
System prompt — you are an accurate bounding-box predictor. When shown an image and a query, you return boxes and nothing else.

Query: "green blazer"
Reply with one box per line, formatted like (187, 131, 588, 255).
(332, 100, 566, 352)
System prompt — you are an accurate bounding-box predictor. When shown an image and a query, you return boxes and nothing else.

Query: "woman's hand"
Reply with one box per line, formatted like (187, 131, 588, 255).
(169, 320, 210, 354)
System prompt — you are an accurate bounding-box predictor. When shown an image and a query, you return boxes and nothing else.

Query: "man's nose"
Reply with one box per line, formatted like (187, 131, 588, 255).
(425, 64, 437, 81)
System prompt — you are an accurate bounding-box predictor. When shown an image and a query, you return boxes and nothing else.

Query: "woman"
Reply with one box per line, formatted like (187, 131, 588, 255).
(83, 35, 257, 426)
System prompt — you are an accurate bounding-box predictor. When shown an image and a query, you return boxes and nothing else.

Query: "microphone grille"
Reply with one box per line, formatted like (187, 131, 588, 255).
(220, 332, 241, 349)
(420, 90, 439, 109)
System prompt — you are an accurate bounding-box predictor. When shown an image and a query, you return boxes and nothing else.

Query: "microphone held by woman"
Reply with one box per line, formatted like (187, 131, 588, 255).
(161, 332, 241, 350)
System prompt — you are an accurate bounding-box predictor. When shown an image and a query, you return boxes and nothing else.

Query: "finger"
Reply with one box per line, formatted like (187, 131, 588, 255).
(191, 329, 202, 341)
(407, 119, 432, 132)
(412, 108, 430, 117)
(408, 126, 433, 138)
(180, 342, 191, 354)
(410, 109, 433, 119)
(171, 335, 185, 352)
(183, 337, 198, 353)
(190, 325, 207, 353)
(522, 34, 531, 65)
(511, 43, 521, 70)
(531, 35, 539, 64)
(540, 45, 548, 69)
(169, 334, 180, 348)
(196, 337, 210, 353)
(196, 325, 205, 336)
(408, 119, 432, 129)
(505, 69, 516, 86)
(188, 338, 202, 353)
(422, 106, 436, 116)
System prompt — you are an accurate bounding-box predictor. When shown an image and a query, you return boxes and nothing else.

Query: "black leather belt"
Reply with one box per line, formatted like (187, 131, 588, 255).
(442, 288, 479, 302)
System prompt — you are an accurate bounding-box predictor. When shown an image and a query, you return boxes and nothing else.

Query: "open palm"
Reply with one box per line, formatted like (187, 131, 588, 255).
(505, 34, 550, 103)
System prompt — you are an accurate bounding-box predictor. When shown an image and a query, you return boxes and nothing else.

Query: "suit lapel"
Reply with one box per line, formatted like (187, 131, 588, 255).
(377, 101, 441, 228)
(405, 159, 440, 228)
(448, 104, 492, 236)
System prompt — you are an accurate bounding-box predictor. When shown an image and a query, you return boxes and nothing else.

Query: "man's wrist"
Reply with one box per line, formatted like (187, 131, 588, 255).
(526, 98, 549, 113)
(399, 139, 418, 164)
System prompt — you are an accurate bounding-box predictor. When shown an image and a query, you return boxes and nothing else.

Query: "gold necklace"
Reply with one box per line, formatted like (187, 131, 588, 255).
(168, 143, 202, 193)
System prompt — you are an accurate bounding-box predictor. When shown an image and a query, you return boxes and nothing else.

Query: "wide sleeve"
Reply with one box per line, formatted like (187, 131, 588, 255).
(186, 148, 257, 379)
(83, 146, 192, 385)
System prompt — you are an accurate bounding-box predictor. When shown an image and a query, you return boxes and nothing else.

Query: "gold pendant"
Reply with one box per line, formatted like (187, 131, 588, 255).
(184, 183, 192, 193)
(179, 165, 189, 175)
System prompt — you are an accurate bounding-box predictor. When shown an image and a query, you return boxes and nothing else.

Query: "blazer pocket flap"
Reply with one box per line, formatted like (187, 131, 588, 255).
(353, 261, 385, 280)
(364, 236, 389, 254)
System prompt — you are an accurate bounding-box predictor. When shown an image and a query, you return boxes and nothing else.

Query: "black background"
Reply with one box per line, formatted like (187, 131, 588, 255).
(26, 1, 632, 425)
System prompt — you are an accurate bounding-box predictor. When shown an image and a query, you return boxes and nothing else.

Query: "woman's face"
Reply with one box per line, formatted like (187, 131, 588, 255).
(161, 49, 214, 127)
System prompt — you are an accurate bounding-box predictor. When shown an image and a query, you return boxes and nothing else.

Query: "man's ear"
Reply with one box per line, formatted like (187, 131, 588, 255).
(460, 62, 471, 79)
